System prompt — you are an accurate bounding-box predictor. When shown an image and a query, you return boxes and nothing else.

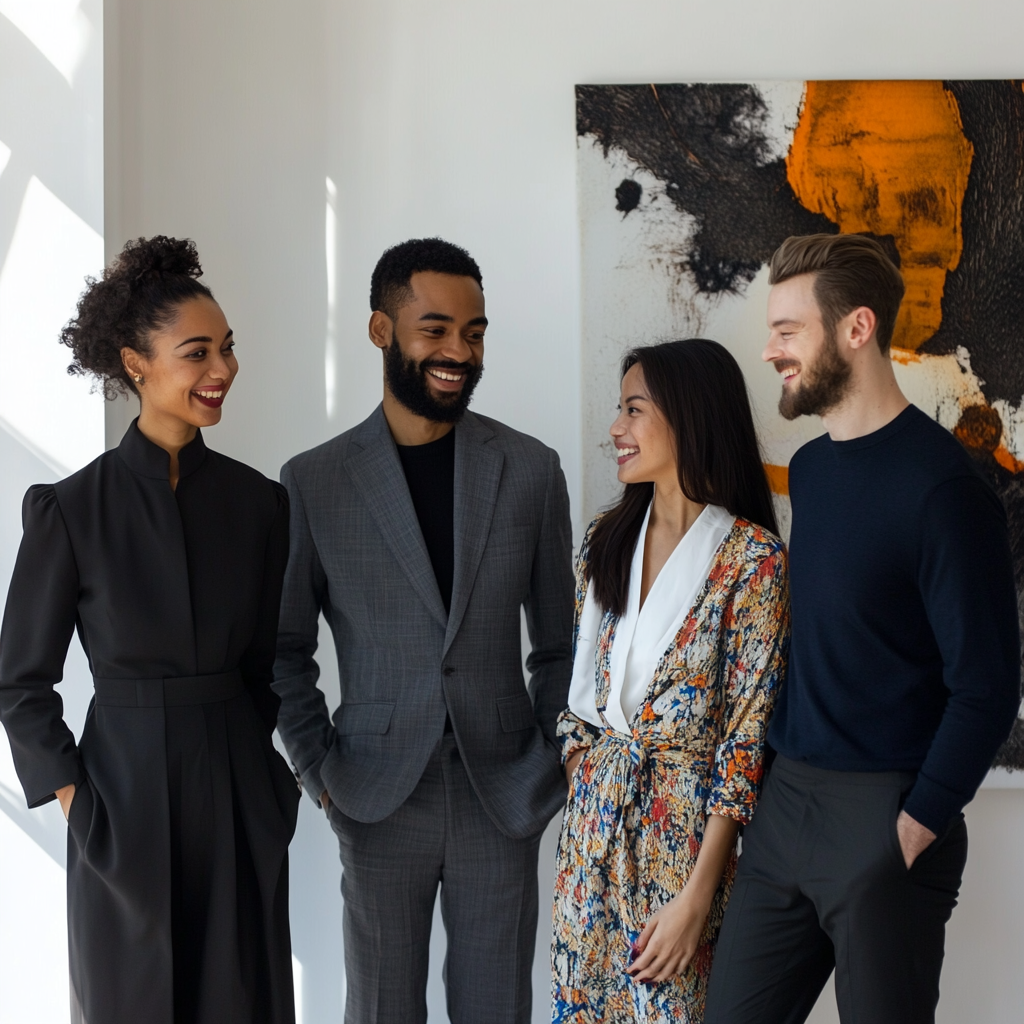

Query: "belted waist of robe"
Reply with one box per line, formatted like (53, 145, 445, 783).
(593, 726, 713, 778)
(93, 670, 244, 707)
(581, 728, 715, 878)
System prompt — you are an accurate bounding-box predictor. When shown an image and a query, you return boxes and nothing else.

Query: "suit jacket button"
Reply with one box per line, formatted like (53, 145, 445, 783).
(443, 667, 455, 677)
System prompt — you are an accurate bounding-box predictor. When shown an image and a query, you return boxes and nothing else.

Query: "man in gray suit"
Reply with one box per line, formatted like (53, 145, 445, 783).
(273, 238, 574, 1024)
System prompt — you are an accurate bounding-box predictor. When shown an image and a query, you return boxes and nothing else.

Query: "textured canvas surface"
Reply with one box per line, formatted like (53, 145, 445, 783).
(576, 80, 1024, 774)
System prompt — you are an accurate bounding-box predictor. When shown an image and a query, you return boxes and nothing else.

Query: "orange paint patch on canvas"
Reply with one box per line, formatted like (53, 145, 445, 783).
(763, 463, 789, 496)
(994, 446, 1024, 474)
(889, 347, 922, 365)
(787, 81, 974, 351)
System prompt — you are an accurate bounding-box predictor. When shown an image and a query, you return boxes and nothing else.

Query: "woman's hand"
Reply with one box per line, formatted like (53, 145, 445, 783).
(627, 812, 741, 984)
(565, 749, 585, 786)
(55, 783, 76, 821)
(626, 885, 711, 984)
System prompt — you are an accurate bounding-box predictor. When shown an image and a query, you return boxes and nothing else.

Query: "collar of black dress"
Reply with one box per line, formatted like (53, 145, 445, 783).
(117, 418, 208, 481)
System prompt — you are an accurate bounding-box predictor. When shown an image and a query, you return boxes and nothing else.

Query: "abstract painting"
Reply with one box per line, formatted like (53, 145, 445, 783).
(576, 81, 1024, 774)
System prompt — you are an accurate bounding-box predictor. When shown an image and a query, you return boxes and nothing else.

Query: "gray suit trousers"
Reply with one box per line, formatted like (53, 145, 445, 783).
(328, 734, 542, 1024)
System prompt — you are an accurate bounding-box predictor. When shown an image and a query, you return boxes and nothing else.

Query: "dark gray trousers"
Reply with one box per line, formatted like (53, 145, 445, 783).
(328, 734, 542, 1024)
(704, 755, 968, 1024)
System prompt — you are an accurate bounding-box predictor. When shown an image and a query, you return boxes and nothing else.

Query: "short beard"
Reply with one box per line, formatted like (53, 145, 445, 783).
(383, 330, 483, 424)
(778, 325, 853, 420)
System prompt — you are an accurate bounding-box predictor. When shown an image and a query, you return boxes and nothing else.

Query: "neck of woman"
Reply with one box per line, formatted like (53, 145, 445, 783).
(649, 479, 705, 539)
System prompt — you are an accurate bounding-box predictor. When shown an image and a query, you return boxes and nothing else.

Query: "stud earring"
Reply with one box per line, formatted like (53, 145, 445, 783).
(133, 374, 143, 384)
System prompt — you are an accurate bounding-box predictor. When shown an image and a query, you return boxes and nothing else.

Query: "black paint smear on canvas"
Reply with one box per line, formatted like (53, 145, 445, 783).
(576, 83, 835, 294)
(958, 445, 1024, 769)
(615, 179, 642, 214)
(923, 83, 1024, 770)
(920, 81, 1024, 407)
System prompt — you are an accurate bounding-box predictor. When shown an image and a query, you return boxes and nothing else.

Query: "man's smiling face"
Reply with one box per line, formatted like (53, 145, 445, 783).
(764, 271, 852, 420)
(383, 271, 487, 423)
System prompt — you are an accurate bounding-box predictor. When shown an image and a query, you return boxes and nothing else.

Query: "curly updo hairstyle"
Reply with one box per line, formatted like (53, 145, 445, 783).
(61, 235, 215, 399)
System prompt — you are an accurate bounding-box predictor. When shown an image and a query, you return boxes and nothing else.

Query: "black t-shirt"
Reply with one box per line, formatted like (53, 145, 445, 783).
(396, 429, 456, 614)
(768, 405, 1019, 833)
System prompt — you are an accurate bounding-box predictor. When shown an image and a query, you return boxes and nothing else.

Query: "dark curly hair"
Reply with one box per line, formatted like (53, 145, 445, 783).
(61, 235, 215, 398)
(370, 237, 482, 321)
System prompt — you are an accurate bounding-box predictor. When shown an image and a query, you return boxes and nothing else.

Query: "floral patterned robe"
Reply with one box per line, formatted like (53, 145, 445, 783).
(551, 516, 789, 1023)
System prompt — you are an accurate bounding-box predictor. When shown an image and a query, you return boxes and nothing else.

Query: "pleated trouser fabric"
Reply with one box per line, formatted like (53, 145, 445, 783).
(328, 733, 542, 1024)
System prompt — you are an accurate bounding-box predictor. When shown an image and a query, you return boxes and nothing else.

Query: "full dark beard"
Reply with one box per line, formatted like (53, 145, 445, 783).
(778, 327, 853, 420)
(383, 331, 483, 424)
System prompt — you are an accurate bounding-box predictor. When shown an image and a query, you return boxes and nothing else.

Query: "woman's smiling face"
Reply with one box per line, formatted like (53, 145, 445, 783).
(608, 363, 677, 488)
(122, 296, 238, 430)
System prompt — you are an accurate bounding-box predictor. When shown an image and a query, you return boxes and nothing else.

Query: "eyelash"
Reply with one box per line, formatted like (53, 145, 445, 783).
(186, 342, 235, 360)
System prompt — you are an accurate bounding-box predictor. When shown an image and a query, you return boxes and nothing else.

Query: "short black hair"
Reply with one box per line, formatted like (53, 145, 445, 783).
(370, 238, 482, 320)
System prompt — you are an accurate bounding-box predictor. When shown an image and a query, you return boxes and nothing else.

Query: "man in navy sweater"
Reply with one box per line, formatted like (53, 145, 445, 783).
(704, 233, 1020, 1024)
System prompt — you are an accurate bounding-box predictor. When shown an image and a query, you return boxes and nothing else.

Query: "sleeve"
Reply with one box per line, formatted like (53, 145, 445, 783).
(556, 518, 602, 763)
(0, 485, 85, 808)
(706, 541, 790, 824)
(902, 475, 1020, 834)
(556, 711, 600, 764)
(522, 448, 576, 749)
(272, 461, 335, 803)
(238, 482, 290, 734)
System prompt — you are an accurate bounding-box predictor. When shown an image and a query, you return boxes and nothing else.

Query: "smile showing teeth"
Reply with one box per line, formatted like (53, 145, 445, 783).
(427, 369, 463, 382)
(617, 447, 639, 456)
(194, 389, 224, 398)
(781, 368, 799, 381)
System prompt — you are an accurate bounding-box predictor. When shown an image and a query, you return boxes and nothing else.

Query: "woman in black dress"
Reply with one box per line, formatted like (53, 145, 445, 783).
(0, 237, 300, 1024)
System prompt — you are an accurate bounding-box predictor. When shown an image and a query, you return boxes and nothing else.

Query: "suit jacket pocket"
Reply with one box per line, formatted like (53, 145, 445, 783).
(497, 692, 536, 733)
(336, 702, 395, 735)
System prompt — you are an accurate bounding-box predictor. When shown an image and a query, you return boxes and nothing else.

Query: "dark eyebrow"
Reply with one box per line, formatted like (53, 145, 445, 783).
(417, 313, 488, 328)
(770, 319, 803, 329)
(623, 394, 649, 403)
(175, 329, 233, 350)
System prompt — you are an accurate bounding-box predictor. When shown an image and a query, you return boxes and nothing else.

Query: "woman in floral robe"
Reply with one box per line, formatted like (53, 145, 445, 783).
(552, 340, 789, 1023)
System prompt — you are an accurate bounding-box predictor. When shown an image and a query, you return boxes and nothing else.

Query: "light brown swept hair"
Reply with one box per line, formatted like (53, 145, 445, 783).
(768, 234, 905, 353)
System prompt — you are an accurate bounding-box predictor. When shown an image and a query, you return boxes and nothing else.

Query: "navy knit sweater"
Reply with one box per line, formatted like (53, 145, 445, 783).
(768, 405, 1020, 834)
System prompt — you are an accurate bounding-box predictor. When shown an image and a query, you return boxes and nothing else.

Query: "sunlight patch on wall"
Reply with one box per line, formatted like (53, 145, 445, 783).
(0, 175, 104, 476)
(0, 140, 10, 179)
(292, 954, 304, 1024)
(0, 0, 92, 85)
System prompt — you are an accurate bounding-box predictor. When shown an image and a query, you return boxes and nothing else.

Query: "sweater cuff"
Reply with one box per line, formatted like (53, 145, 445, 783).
(902, 772, 971, 836)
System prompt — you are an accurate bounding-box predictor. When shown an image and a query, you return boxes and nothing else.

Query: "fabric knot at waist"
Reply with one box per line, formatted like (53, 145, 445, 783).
(589, 727, 713, 825)
(580, 729, 715, 892)
(93, 670, 244, 708)
(600, 726, 712, 778)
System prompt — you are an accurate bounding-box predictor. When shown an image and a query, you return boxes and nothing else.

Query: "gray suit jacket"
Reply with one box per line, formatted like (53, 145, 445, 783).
(273, 405, 574, 839)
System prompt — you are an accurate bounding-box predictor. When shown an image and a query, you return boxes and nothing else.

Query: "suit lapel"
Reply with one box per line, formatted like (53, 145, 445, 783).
(446, 413, 504, 652)
(345, 407, 448, 630)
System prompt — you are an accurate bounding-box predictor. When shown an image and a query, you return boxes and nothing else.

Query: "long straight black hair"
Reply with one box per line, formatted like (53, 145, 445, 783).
(587, 339, 778, 618)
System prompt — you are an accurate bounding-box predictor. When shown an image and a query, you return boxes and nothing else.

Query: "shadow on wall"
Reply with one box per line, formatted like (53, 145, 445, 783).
(0, 4, 107, 1022)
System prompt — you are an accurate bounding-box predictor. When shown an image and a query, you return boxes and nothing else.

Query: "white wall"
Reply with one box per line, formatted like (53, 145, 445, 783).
(102, 1, 1024, 1022)
(0, 3, 106, 1022)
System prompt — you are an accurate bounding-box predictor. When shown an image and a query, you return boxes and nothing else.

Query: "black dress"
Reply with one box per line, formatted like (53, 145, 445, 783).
(0, 421, 300, 1024)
